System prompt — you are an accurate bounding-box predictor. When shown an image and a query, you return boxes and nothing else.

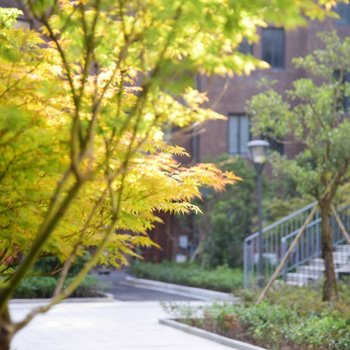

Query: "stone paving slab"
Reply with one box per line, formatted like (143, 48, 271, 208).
(10, 301, 238, 350)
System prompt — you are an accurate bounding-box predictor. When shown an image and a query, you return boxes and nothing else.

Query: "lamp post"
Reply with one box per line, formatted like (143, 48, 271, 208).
(247, 140, 269, 288)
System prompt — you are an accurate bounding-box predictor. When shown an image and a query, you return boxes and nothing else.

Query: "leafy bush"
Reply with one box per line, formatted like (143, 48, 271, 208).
(263, 284, 350, 319)
(163, 285, 350, 350)
(13, 275, 100, 298)
(131, 261, 243, 292)
(33, 252, 92, 277)
(233, 301, 350, 350)
(14, 276, 57, 299)
(66, 275, 100, 298)
(198, 156, 255, 268)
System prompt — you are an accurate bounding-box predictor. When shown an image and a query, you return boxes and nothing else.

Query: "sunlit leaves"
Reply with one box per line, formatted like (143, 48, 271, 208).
(0, 8, 22, 28)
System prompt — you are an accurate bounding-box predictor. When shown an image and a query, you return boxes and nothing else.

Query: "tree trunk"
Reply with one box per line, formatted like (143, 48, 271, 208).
(0, 303, 12, 350)
(0, 328, 11, 350)
(319, 200, 338, 301)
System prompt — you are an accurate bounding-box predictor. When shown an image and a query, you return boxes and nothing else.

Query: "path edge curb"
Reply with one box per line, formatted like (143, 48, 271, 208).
(159, 318, 267, 350)
(125, 276, 238, 301)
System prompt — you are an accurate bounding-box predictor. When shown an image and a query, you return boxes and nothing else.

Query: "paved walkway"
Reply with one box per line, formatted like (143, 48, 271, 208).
(10, 300, 238, 350)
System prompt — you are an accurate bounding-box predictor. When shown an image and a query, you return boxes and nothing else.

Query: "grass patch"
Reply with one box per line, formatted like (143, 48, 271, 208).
(131, 261, 243, 292)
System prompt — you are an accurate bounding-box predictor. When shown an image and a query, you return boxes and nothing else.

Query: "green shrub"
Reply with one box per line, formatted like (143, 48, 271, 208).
(131, 261, 243, 292)
(14, 277, 57, 298)
(198, 156, 255, 268)
(13, 275, 100, 298)
(286, 315, 350, 349)
(163, 285, 350, 350)
(233, 303, 297, 348)
(33, 252, 92, 277)
(65, 275, 99, 298)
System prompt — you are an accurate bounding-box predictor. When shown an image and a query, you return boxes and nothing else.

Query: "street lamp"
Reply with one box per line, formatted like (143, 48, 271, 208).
(247, 140, 269, 288)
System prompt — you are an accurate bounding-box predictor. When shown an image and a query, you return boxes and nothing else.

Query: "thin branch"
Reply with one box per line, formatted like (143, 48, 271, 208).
(0, 64, 41, 100)
(0, 181, 81, 311)
(53, 187, 108, 296)
(26, 1, 78, 106)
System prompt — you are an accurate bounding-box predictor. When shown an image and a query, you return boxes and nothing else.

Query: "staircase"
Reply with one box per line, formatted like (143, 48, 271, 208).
(286, 244, 350, 286)
(243, 203, 350, 289)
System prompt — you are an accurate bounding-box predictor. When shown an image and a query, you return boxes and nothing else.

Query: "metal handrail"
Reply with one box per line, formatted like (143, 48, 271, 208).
(243, 202, 317, 289)
(279, 205, 350, 280)
(244, 202, 316, 242)
(243, 202, 350, 289)
(281, 218, 321, 242)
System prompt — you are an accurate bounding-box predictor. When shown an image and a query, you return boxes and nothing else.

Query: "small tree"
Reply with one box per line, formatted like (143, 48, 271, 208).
(0, 1, 334, 349)
(198, 156, 255, 268)
(248, 32, 350, 301)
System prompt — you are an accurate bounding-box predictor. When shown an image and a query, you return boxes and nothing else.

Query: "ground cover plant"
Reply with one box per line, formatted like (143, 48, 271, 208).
(163, 284, 350, 350)
(131, 261, 243, 291)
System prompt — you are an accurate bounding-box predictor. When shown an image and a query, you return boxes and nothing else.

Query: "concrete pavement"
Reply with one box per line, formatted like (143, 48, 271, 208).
(10, 300, 239, 350)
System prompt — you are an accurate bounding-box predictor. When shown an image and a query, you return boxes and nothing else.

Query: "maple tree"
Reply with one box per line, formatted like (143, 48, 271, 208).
(0, 1, 336, 349)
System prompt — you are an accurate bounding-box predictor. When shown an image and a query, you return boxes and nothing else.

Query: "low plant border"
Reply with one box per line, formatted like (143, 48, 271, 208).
(10, 292, 115, 303)
(159, 318, 267, 350)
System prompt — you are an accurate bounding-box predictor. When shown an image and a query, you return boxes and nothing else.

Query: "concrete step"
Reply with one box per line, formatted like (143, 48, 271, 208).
(333, 251, 350, 264)
(283, 244, 350, 287)
(309, 258, 324, 267)
(308, 254, 350, 267)
(286, 272, 318, 285)
(336, 265, 350, 278)
(297, 265, 324, 277)
(335, 244, 350, 253)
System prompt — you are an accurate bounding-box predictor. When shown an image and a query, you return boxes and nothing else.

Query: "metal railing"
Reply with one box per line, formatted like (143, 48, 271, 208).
(243, 203, 350, 289)
(281, 205, 350, 283)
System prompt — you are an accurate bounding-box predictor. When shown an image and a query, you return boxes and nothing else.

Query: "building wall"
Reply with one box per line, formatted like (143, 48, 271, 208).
(198, 20, 350, 162)
(0, 1, 18, 7)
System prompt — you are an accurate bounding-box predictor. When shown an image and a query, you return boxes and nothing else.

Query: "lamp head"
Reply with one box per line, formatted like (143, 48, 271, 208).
(247, 140, 269, 164)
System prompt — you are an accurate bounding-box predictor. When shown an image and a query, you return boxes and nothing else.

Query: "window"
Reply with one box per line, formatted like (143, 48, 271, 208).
(261, 28, 285, 69)
(335, 3, 350, 26)
(238, 38, 253, 55)
(228, 114, 250, 155)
